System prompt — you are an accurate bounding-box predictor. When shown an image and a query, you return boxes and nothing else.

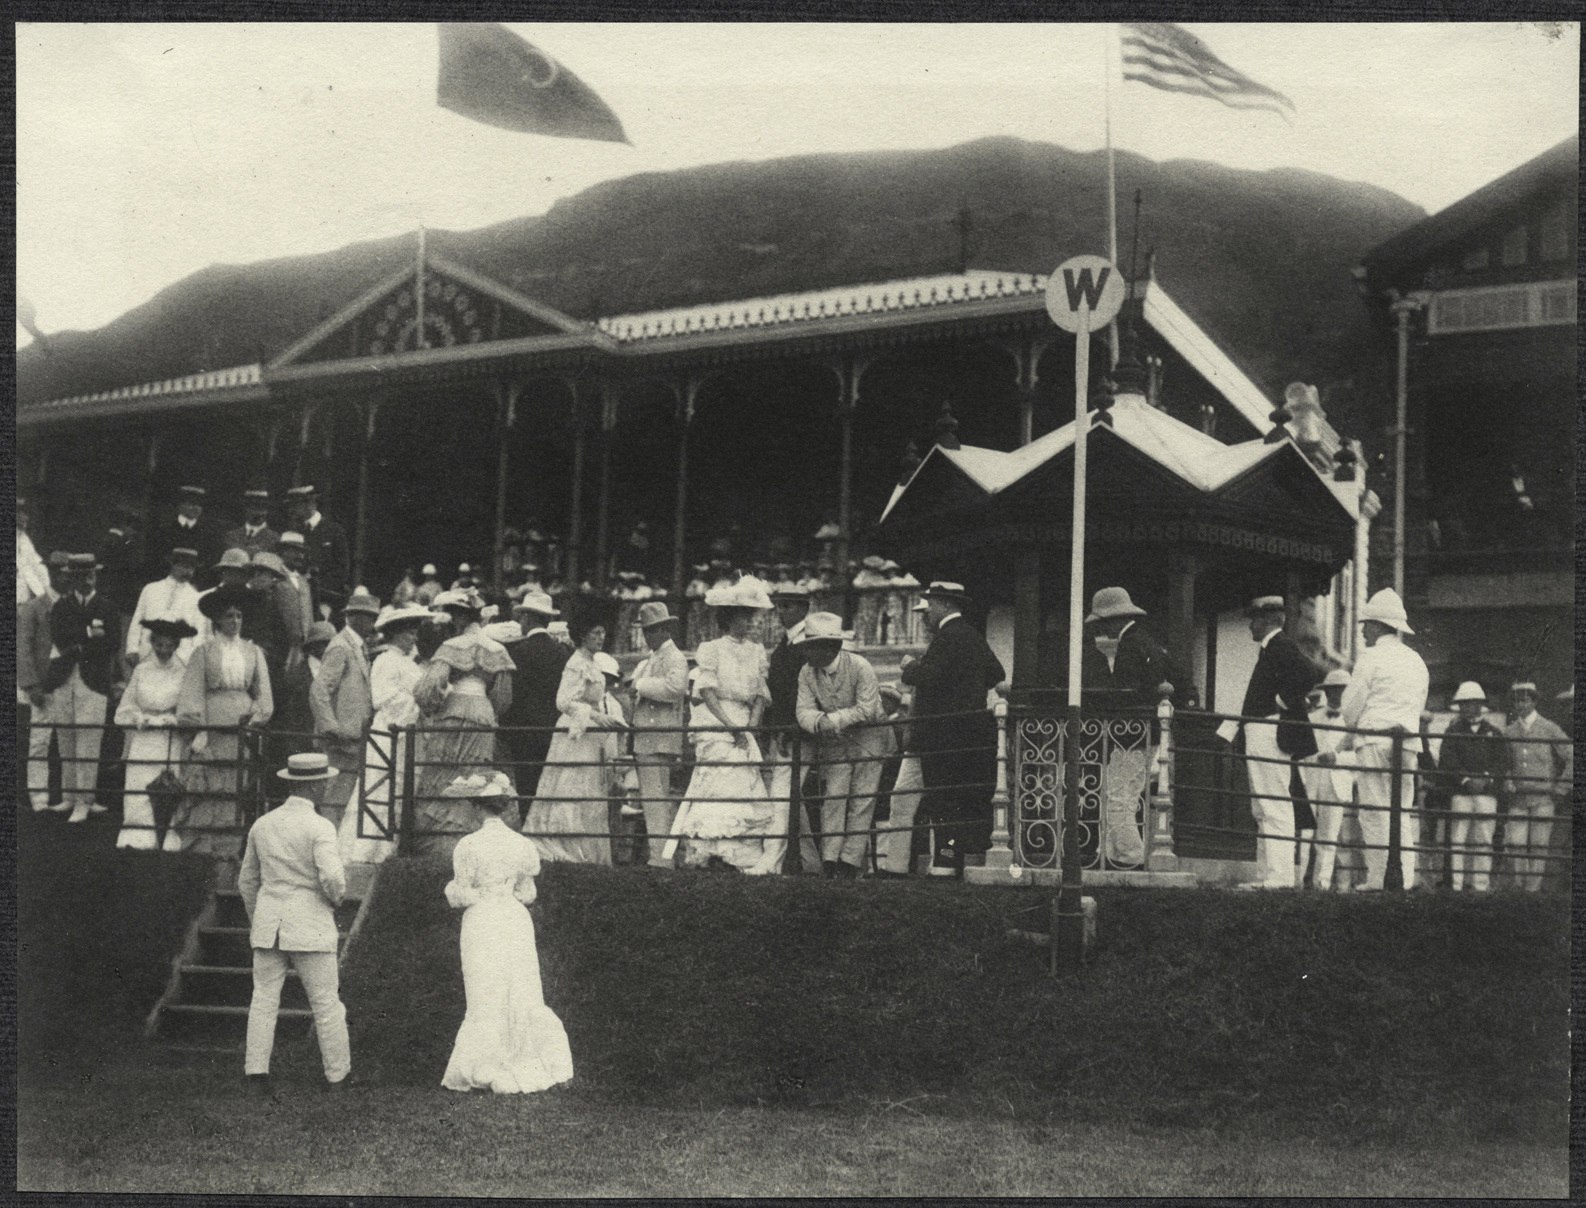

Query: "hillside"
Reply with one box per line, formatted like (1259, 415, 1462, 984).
(17, 137, 1422, 428)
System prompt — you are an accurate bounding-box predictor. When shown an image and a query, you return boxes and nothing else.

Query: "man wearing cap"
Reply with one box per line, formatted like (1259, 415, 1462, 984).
(1335, 589, 1429, 891)
(239, 751, 354, 1096)
(126, 547, 208, 666)
(796, 612, 886, 878)
(20, 550, 70, 813)
(159, 485, 224, 584)
(48, 554, 124, 821)
(628, 601, 690, 868)
(277, 532, 317, 635)
(900, 582, 1006, 876)
(285, 486, 351, 615)
(1218, 596, 1321, 890)
(308, 589, 380, 813)
(765, 583, 823, 873)
(1436, 682, 1507, 893)
(1501, 681, 1571, 893)
(1082, 587, 1183, 869)
(1304, 669, 1360, 891)
(225, 489, 281, 558)
(499, 591, 571, 800)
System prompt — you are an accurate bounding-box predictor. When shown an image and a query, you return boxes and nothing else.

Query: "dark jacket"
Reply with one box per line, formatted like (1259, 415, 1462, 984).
(49, 590, 122, 697)
(155, 515, 226, 584)
(1438, 717, 1507, 794)
(1081, 622, 1183, 711)
(901, 615, 1005, 756)
(500, 631, 571, 733)
(301, 515, 352, 611)
(766, 634, 805, 732)
(97, 528, 146, 615)
(1240, 630, 1321, 758)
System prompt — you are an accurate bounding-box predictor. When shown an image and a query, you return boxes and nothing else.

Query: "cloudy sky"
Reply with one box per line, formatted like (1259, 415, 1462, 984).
(15, 21, 1579, 345)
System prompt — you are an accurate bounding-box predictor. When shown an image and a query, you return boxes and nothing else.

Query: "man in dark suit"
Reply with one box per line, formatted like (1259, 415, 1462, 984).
(499, 592, 571, 801)
(1217, 595, 1321, 889)
(49, 554, 124, 822)
(764, 584, 822, 872)
(899, 581, 1006, 877)
(1081, 587, 1185, 868)
(157, 485, 226, 586)
(224, 488, 282, 558)
(98, 502, 147, 619)
(285, 485, 351, 617)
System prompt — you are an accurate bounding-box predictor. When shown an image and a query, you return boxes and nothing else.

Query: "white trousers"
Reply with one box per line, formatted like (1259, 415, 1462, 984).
(875, 755, 923, 875)
(1102, 747, 1149, 867)
(26, 688, 64, 808)
(1353, 743, 1418, 890)
(1246, 719, 1297, 888)
(813, 743, 883, 868)
(1302, 763, 1354, 891)
(47, 671, 107, 810)
(246, 948, 350, 1081)
(1448, 793, 1497, 892)
(634, 753, 679, 867)
(1504, 794, 1556, 893)
(764, 735, 823, 872)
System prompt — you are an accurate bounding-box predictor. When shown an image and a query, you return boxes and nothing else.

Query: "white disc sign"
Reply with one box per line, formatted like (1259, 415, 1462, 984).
(1045, 255, 1125, 333)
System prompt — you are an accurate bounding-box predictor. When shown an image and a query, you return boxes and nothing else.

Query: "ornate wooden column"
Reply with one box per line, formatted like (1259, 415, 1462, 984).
(1165, 549, 1200, 687)
(669, 373, 708, 603)
(1000, 333, 1052, 447)
(830, 354, 872, 574)
(493, 380, 521, 591)
(291, 401, 316, 487)
(142, 431, 162, 538)
(352, 398, 379, 588)
(593, 382, 618, 592)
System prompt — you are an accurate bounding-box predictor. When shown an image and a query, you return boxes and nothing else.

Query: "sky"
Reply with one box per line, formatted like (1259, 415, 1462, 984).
(15, 21, 1580, 347)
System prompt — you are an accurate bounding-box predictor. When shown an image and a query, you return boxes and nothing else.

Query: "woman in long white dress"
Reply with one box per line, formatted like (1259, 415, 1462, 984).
(339, 604, 430, 864)
(523, 621, 625, 865)
(675, 577, 783, 874)
(115, 618, 195, 851)
(441, 770, 575, 1095)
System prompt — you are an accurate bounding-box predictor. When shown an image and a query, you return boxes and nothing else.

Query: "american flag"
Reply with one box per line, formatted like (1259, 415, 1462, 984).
(1120, 23, 1295, 120)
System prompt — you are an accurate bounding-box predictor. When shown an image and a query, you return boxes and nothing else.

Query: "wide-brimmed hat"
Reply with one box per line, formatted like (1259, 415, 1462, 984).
(513, 589, 560, 617)
(1244, 595, 1286, 617)
(705, 575, 773, 610)
(277, 752, 336, 781)
(198, 583, 254, 620)
(1321, 668, 1351, 689)
(140, 617, 199, 640)
(794, 611, 853, 646)
(303, 620, 337, 647)
(375, 602, 433, 632)
(343, 589, 382, 616)
(593, 651, 622, 679)
(638, 601, 681, 630)
(242, 488, 271, 505)
(214, 547, 251, 571)
(813, 522, 841, 541)
(860, 554, 886, 571)
(46, 550, 73, 568)
(441, 770, 514, 800)
(922, 580, 973, 604)
(1360, 588, 1413, 634)
(1451, 681, 1487, 704)
(1085, 586, 1147, 622)
(250, 551, 289, 580)
(433, 588, 484, 614)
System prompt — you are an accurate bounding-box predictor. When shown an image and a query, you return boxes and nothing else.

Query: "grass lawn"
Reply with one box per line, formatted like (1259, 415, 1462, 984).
(16, 826, 1572, 1197)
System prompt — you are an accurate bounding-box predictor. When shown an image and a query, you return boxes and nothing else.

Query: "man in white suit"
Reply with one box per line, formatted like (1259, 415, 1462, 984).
(239, 751, 354, 1096)
(125, 545, 208, 665)
(1304, 668, 1357, 891)
(628, 601, 690, 867)
(309, 589, 379, 813)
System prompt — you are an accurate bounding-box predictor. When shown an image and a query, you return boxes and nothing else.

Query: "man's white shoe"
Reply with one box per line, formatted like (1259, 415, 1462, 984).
(67, 804, 91, 823)
(89, 803, 110, 815)
(46, 801, 72, 813)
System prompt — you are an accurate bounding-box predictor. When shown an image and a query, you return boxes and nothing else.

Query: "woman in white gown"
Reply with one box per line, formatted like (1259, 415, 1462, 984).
(675, 577, 783, 874)
(441, 771, 575, 1095)
(339, 604, 430, 864)
(115, 618, 195, 851)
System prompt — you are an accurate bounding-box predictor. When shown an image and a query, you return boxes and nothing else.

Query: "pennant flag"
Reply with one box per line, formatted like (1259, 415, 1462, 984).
(437, 23, 628, 144)
(1120, 23, 1295, 120)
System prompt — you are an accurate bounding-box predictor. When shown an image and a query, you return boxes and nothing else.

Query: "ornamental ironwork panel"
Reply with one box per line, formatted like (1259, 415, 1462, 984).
(1014, 713, 1154, 872)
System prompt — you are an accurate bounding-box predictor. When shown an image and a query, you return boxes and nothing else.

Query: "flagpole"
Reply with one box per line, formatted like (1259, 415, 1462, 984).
(416, 225, 427, 350)
(1104, 23, 1120, 368)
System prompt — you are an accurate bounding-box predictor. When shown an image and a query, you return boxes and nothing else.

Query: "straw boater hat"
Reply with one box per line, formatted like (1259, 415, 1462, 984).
(593, 651, 622, 679)
(285, 484, 318, 500)
(276, 531, 306, 550)
(66, 552, 103, 572)
(198, 583, 253, 620)
(1451, 681, 1487, 704)
(1244, 595, 1286, 617)
(1359, 588, 1414, 634)
(1085, 586, 1147, 622)
(277, 752, 336, 782)
(375, 603, 433, 631)
(513, 589, 560, 617)
(771, 582, 810, 602)
(214, 547, 252, 572)
(343, 589, 382, 616)
(140, 617, 199, 641)
(242, 487, 270, 507)
(178, 484, 207, 501)
(638, 601, 681, 630)
(793, 611, 853, 646)
(1510, 680, 1538, 697)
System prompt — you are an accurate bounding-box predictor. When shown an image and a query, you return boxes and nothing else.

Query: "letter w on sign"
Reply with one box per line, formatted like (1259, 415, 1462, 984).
(1063, 265, 1112, 312)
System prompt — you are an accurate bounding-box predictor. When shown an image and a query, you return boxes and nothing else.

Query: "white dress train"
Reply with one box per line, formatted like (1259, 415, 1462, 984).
(441, 816, 574, 1094)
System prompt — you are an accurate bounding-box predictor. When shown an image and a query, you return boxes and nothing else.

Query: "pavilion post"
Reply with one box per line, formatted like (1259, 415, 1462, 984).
(565, 380, 585, 593)
(494, 381, 519, 591)
(1013, 550, 1042, 688)
(143, 431, 162, 535)
(1165, 549, 1200, 684)
(594, 382, 617, 592)
(832, 355, 867, 578)
(1283, 568, 1305, 640)
(352, 398, 379, 588)
(670, 377, 699, 605)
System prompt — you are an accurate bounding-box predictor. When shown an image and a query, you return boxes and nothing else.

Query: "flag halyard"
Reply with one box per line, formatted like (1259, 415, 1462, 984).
(1120, 22, 1294, 120)
(437, 23, 628, 144)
